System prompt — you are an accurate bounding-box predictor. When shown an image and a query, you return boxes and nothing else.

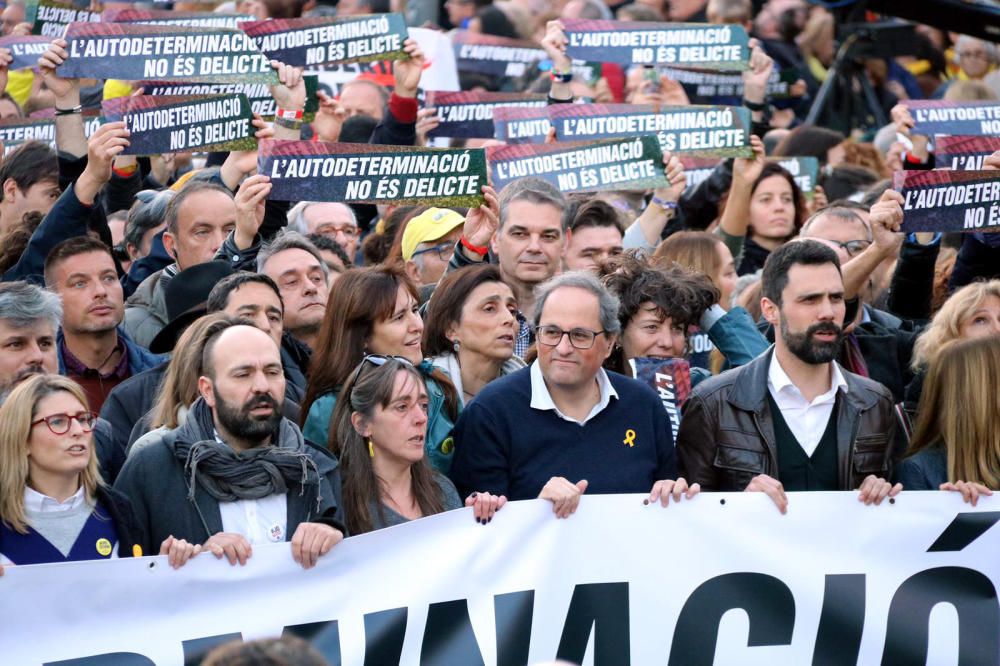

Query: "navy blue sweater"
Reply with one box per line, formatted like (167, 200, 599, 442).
(449, 367, 676, 501)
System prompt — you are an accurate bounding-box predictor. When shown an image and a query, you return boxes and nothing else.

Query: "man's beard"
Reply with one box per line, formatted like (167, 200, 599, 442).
(214, 389, 283, 445)
(780, 318, 844, 364)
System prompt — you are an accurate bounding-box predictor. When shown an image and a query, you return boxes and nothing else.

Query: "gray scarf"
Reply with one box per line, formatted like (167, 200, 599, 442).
(173, 399, 321, 511)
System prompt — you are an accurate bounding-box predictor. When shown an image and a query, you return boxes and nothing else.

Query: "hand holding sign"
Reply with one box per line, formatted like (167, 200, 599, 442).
(986, 150, 1000, 170)
(268, 59, 306, 112)
(540, 19, 571, 72)
(394, 37, 424, 100)
(869, 189, 905, 258)
(733, 133, 765, 186)
(890, 102, 929, 161)
(233, 173, 271, 250)
(415, 107, 440, 146)
(75, 121, 130, 206)
(653, 151, 686, 204)
(312, 90, 345, 143)
(38, 38, 78, 104)
(742, 39, 773, 112)
(221, 114, 273, 189)
(459, 185, 499, 260)
(0, 48, 11, 95)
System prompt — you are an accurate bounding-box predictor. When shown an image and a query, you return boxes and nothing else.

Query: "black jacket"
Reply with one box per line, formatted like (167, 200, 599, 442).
(95, 484, 145, 558)
(676, 348, 896, 491)
(99, 363, 168, 465)
(114, 400, 344, 553)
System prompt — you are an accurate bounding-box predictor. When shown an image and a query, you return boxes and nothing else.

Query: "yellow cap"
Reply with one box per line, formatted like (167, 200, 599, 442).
(401, 208, 464, 261)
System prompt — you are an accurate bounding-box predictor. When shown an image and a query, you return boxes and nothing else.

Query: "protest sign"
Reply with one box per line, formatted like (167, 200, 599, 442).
(493, 106, 551, 144)
(895, 169, 1000, 233)
(680, 155, 720, 188)
(2, 493, 998, 665)
(140, 75, 319, 121)
(58, 23, 277, 84)
(452, 29, 545, 78)
(103, 8, 254, 29)
(934, 135, 1000, 171)
(488, 136, 667, 193)
(0, 116, 54, 144)
(562, 19, 749, 70)
(25, 0, 101, 37)
(0, 35, 51, 70)
(241, 14, 408, 68)
(772, 156, 819, 198)
(424, 91, 546, 139)
(631, 357, 691, 443)
(549, 103, 752, 158)
(906, 99, 1000, 137)
(663, 66, 800, 102)
(103, 94, 255, 155)
(259, 140, 486, 207)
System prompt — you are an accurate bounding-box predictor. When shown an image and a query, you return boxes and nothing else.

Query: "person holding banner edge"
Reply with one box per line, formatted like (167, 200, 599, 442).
(331, 356, 506, 533)
(0, 374, 201, 575)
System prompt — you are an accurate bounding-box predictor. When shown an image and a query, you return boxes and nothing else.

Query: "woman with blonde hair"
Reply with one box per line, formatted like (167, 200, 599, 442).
(905, 280, 1000, 414)
(897, 337, 1000, 504)
(0, 375, 198, 572)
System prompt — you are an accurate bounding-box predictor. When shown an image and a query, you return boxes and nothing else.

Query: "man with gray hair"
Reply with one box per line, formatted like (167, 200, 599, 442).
(287, 201, 360, 264)
(0, 280, 61, 392)
(257, 229, 330, 352)
(450, 271, 688, 517)
(448, 178, 569, 356)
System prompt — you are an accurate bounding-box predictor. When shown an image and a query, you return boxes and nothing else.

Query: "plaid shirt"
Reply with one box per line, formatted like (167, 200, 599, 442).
(515, 311, 533, 360)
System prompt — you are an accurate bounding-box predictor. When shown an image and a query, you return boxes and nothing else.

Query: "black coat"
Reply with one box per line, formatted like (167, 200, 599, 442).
(99, 363, 167, 466)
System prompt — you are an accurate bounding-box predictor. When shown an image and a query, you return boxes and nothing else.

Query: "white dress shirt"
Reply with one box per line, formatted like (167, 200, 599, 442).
(529, 361, 619, 426)
(766, 355, 847, 457)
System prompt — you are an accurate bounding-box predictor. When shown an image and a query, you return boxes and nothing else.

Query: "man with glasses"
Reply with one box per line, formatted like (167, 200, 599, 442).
(795, 194, 923, 402)
(450, 272, 690, 518)
(288, 202, 361, 265)
(401, 208, 464, 294)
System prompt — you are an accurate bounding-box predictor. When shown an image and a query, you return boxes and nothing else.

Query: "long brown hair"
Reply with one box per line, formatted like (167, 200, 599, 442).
(653, 231, 724, 289)
(0, 375, 103, 533)
(909, 336, 1000, 487)
(331, 359, 445, 535)
(302, 265, 458, 434)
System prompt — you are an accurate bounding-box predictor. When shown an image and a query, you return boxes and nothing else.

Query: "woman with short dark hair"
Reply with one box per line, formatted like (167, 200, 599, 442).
(424, 265, 526, 406)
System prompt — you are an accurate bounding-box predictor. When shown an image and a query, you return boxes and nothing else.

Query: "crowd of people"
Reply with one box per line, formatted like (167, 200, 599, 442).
(0, 0, 998, 640)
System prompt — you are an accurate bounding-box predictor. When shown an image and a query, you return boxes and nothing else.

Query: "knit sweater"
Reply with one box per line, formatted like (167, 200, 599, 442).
(449, 366, 676, 500)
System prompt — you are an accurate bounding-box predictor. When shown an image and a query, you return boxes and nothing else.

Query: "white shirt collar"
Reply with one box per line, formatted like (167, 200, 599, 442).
(768, 352, 848, 403)
(529, 361, 618, 426)
(23, 485, 86, 514)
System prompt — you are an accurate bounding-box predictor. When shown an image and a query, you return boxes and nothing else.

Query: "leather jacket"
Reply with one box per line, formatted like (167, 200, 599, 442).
(676, 348, 896, 491)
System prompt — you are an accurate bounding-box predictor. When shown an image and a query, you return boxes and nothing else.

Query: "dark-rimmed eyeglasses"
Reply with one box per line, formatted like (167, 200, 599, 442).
(534, 325, 606, 350)
(348, 354, 415, 390)
(828, 239, 872, 257)
(317, 224, 360, 239)
(410, 242, 456, 262)
(31, 412, 97, 435)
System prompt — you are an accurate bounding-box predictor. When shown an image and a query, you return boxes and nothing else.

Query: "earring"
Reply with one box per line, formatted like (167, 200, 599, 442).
(368, 439, 375, 458)
(452, 339, 460, 353)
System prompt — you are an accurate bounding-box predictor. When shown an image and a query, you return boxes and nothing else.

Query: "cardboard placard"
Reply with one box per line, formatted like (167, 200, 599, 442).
(680, 156, 721, 188)
(631, 357, 692, 443)
(424, 91, 546, 139)
(772, 156, 819, 197)
(492, 106, 551, 145)
(0, 35, 51, 70)
(26, 0, 101, 37)
(906, 100, 1000, 137)
(662, 66, 799, 102)
(933, 135, 1000, 171)
(549, 103, 752, 158)
(895, 169, 1000, 233)
(451, 30, 545, 77)
(58, 23, 277, 84)
(258, 139, 486, 207)
(139, 75, 319, 121)
(487, 135, 666, 193)
(562, 19, 749, 70)
(240, 14, 408, 68)
(102, 9, 255, 29)
(103, 94, 255, 155)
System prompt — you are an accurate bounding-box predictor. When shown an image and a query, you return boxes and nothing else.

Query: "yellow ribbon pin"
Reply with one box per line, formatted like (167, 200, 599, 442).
(623, 429, 636, 447)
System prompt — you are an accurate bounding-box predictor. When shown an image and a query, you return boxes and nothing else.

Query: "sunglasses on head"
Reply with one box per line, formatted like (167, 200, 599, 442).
(348, 354, 415, 391)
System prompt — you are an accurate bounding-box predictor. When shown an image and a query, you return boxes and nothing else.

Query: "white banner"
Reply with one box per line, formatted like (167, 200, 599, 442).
(1, 492, 999, 665)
